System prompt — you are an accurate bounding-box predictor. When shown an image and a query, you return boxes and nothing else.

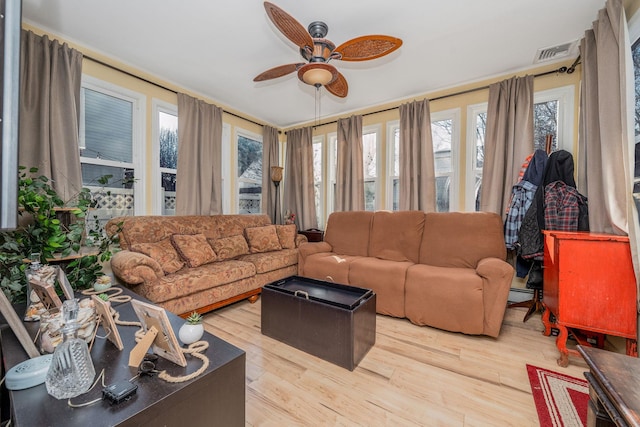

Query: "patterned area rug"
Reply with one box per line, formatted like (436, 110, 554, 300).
(527, 364, 589, 427)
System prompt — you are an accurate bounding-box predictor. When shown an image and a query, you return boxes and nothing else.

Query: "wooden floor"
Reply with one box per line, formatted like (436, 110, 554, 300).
(203, 300, 606, 427)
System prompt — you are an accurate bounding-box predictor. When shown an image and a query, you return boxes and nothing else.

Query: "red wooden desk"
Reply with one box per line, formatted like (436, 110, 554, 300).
(541, 231, 637, 367)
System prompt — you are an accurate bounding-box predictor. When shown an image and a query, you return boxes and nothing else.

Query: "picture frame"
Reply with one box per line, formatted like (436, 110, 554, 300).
(92, 295, 123, 351)
(29, 277, 63, 311)
(0, 291, 40, 358)
(56, 267, 74, 301)
(129, 300, 186, 367)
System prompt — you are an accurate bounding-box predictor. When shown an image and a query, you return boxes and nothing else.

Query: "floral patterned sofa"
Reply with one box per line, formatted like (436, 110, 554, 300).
(105, 214, 306, 316)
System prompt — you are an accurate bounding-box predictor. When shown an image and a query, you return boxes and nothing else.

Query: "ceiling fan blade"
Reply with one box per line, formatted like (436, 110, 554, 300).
(334, 35, 403, 62)
(325, 72, 348, 98)
(264, 2, 313, 50)
(254, 63, 304, 82)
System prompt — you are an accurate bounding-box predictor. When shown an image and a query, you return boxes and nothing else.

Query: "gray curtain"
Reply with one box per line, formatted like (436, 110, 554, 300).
(399, 99, 436, 212)
(19, 30, 83, 203)
(283, 127, 318, 230)
(480, 75, 534, 217)
(336, 115, 364, 211)
(176, 93, 222, 215)
(577, 0, 640, 303)
(262, 125, 280, 224)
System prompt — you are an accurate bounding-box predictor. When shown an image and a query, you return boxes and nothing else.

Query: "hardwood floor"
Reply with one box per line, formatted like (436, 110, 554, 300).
(202, 300, 600, 426)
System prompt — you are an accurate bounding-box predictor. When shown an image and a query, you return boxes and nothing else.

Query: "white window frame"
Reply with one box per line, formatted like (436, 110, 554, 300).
(327, 132, 337, 216)
(363, 124, 382, 211)
(431, 108, 461, 212)
(466, 102, 488, 211)
(79, 75, 146, 215)
(386, 120, 400, 211)
(151, 99, 177, 214)
(534, 85, 575, 153)
(222, 123, 231, 214)
(234, 127, 263, 214)
(312, 134, 326, 227)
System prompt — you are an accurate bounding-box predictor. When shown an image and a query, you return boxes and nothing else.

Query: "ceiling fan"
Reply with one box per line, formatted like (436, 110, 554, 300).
(254, 1, 403, 98)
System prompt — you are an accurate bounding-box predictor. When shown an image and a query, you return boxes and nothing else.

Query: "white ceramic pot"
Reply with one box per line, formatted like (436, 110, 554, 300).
(93, 280, 112, 293)
(178, 323, 204, 345)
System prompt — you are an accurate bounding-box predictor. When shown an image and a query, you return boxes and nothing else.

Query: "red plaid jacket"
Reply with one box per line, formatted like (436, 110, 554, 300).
(544, 181, 585, 231)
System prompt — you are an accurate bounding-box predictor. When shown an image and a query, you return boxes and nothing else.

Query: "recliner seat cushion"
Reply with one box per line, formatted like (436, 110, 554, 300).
(348, 257, 412, 318)
(405, 264, 484, 335)
(301, 252, 362, 285)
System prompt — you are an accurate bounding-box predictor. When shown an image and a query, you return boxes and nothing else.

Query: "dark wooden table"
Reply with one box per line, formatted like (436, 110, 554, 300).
(578, 345, 640, 427)
(0, 286, 245, 427)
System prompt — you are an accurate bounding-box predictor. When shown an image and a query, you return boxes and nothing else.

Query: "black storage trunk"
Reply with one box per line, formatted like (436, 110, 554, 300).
(261, 276, 376, 371)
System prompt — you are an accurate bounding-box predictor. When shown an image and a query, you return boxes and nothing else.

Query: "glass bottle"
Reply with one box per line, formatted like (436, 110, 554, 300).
(45, 299, 96, 399)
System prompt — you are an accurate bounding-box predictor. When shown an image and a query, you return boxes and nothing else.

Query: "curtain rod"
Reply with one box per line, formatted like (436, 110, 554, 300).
(310, 57, 581, 130)
(83, 54, 269, 130)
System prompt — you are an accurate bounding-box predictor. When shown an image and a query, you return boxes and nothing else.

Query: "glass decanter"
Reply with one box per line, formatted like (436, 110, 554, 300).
(45, 299, 96, 399)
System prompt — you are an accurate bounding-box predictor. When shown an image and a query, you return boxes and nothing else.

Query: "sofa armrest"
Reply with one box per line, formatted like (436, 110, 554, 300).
(297, 241, 333, 276)
(110, 250, 165, 285)
(299, 241, 332, 257)
(476, 257, 515, 338)
(295, 233, 309, 247)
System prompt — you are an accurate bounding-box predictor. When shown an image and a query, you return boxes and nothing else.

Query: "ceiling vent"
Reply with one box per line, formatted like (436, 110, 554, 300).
(534, 40, 579, 64)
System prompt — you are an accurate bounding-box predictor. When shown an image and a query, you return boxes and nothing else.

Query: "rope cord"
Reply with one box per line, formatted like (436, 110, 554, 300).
(86, 297, 211, 384)
(66, 368, 107, 408)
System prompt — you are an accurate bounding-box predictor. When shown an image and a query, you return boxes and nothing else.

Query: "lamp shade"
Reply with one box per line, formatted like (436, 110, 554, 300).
(297, 63, 338, 87)
(270, 166, 283, 183)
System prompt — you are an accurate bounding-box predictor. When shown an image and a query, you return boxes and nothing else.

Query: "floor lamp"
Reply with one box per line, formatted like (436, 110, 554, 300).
(270, 166, 283, 224)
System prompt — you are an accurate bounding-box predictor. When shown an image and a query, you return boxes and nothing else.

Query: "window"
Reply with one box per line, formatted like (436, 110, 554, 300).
(466, 104, 486, 211)
(326, 127, 381, 213)
(363, 126, 381, 211)
(632, 37, 640, 217)
(236, 129, 263, 214)
(534, 86, 574, 153)
(327, 132, 337, 216)
(386, 121, 400, 211)
(312, 135, 325, 226)
(466, 86, 574, 211)
(431, 109, 460, 212)
(152, 100, 177, 215)
(79, 76, 145, 235)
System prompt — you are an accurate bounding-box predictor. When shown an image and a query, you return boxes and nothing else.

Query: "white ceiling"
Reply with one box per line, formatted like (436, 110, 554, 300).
(21, 0, 606, 128)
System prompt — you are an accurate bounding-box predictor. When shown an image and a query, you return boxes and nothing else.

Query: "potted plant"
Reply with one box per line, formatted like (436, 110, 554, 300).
(93, 275, 113, 293)
(178, 311, 204, 345)
(0, 167, 122, 303)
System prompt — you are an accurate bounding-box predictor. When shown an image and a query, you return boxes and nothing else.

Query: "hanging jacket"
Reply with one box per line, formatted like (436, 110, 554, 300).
(517, 150, 575, 260)
(505, 180, 537, 249)
(544, 181, 589, 232)
(505, 150, 547, 250)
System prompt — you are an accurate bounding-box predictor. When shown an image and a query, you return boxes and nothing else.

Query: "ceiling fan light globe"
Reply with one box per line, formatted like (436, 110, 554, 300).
(302, 68, 334, 86)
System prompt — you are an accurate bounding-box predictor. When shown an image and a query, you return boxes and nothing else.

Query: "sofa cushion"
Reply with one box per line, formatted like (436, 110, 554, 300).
(275, 224, 296, 249)
(137, 260, 256, 303)
(209, 235, 249, 260)
(349, 257, 412, 318)
(323, 211, 374, 256)
(239, 248, 298, 274)
(419, 212, 507, 268)
(245, 225, 282, 253)
(369, 211, 425, 263)
(171, 233, 217, 268)
(302, 252, 362, 285)
(405, 264, 485, 335)
(130, 238, 185, 274)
